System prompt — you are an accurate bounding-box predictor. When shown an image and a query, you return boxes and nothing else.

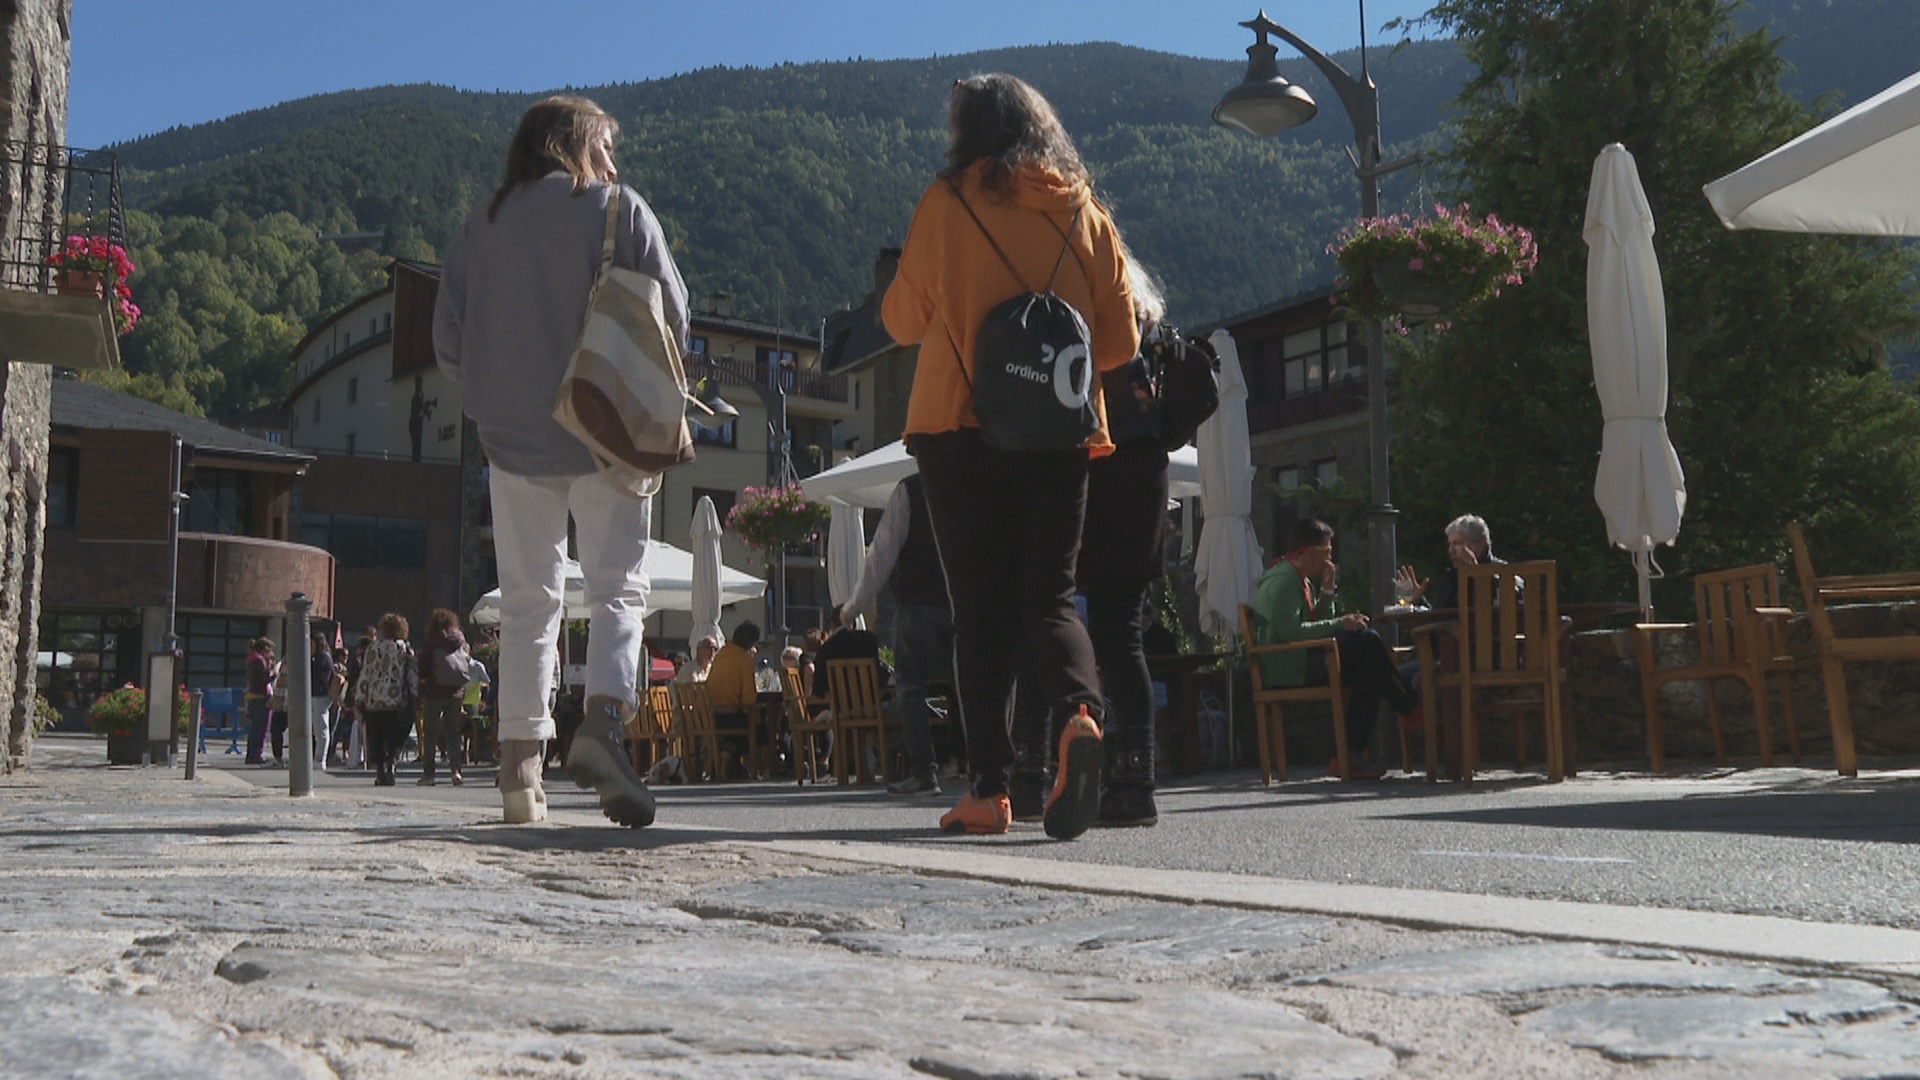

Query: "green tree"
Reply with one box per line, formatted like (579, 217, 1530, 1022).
(1394, 0, 1920, 611)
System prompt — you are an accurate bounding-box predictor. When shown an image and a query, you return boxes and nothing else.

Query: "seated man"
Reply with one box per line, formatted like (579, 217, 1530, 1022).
(705, 622, 761, 776)
(675, 635, 719, 684)
(1253, 518, 1416, 777)
(1398, 513, 1506, 611)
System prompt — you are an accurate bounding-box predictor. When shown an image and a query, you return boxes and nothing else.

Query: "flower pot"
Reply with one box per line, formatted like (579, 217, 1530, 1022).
(55, 269, 107, 300)
(105, 729, 144, 765)
(1368, 263, 1467, 324)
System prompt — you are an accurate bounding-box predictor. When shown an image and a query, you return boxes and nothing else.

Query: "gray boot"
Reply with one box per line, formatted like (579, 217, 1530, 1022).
(566, 697, 656, 829)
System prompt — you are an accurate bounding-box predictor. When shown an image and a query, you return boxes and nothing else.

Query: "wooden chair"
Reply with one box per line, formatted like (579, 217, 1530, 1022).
(1634, 564, 1799, 772)
(1786, 521, 1920, 777)
(639, 685, 678, 770)
(671, 682, 723, 782)
(823, 658, 890, 785)
(1238, 604, 1350, 784)
(1412, 560, 1566, 784)
(782, 664, 833, 786)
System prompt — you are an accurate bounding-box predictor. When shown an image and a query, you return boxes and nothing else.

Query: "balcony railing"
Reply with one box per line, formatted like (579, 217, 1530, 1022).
(1248, 377, 1365, 434)
(691, 353, 850, 404)
(2, 140, 125, 296)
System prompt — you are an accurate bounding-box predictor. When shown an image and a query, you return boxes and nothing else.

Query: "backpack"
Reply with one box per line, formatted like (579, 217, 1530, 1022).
(946, 181, 1099, 454)
(1101, 326, 1221, 451)
(432, 642, 473, 689)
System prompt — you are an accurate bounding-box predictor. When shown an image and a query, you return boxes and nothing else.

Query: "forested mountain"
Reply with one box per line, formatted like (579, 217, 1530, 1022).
(99, 1, 1913, 417)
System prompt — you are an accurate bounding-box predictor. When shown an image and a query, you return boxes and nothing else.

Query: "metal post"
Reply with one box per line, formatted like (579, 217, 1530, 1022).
(285, 592, 314, 796)
(184, 689, 201, 781)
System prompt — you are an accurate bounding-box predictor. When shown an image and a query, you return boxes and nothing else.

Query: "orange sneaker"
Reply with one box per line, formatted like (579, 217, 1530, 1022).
(940, 792, 1012, 834)
(1043, 705, 1103, 840)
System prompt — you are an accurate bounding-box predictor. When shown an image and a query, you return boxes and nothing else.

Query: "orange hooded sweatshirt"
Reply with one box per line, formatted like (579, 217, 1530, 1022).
(882, 159, 1139, 454)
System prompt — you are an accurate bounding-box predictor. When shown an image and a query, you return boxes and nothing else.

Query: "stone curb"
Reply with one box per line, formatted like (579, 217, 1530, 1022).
(752, 838, 1920, 976)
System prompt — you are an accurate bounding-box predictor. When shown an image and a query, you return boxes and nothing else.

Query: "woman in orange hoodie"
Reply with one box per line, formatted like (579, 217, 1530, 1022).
(882, 74, 1138, 839)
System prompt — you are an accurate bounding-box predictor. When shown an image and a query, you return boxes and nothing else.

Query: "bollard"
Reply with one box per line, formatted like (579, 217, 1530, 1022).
(184, 689, 201, 781)
(286, 592, 314, 797)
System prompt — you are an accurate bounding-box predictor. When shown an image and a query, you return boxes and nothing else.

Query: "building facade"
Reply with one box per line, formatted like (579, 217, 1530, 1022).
(40, 381, 334, 731)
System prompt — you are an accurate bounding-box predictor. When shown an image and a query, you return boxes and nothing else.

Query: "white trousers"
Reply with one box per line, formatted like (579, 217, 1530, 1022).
(489, 468, 652, 742)
(310, 697, 331, 767)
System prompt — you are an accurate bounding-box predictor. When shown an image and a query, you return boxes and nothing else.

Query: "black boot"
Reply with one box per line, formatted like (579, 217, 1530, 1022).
(1097, 740, 1157, 828)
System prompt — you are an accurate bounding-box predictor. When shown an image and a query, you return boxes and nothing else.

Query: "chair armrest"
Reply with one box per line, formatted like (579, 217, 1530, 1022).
(1752, 606, 1794, 618)
(1245, 636, 1339, 657)
(1818, 584, 1920, 601)
(1814, 572, 1920, 589)
(1634, 622, 1695, 634)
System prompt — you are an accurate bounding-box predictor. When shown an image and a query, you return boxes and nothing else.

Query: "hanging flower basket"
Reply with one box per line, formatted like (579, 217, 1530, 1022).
(1329, 205, 1538, 329)
(46, 234, 142, 336)
(725, 483, 831, 563)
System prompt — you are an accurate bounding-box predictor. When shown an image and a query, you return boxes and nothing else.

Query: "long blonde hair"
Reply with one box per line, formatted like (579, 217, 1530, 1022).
(488, 95, 619, 222)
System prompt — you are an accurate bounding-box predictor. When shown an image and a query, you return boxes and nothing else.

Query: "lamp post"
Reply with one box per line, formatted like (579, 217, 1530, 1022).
(1214, 6, 1419, 619)
(692, 354, 797, 642)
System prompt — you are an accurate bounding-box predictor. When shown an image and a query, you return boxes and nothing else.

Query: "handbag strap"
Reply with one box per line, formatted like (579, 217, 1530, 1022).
(598, 184, 622, 272)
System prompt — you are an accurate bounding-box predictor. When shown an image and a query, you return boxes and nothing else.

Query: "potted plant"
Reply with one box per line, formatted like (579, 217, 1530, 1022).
(725, 483, 831, 563)
(1329, 204, 1538, 328)
(87, 683, 189, 764)
(46, 234, 142, 336)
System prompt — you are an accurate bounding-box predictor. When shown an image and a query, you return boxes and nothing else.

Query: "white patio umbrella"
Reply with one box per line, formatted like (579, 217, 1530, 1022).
(690, 496, 725, 652)
(825, 497, 868, 614)
(801, 438, 1207, 509)
(1704, 70, 1920, 236)
(1587, 143, 1686, 619)
(469, 543, 763, 626)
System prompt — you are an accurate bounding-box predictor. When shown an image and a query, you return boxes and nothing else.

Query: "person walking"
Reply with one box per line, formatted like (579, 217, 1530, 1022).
(881, 73, 1138, 838)
(308, 633, 335, 771)
(416, 608, 471, 786)
(353, 614, 418, 787)
(434, 94, 687, 826)
(840, 474, 952, 797)
(242, 638, 274, 765)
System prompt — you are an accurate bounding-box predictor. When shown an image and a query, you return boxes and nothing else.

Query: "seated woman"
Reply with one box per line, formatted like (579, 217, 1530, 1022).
(1251, 518, 1417, 777)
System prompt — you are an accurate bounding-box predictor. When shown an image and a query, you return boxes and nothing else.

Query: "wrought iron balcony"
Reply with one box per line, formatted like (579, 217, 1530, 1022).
(0, 139, 125, 370)
(692, 353, 849, 404)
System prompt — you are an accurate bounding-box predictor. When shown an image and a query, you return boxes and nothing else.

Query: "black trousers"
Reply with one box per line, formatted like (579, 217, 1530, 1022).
(364, 708, 408, 773)
(913, 430, 1102, 796)
(1084, 581, 1155, 782)
(1304, 628, 1417, 755)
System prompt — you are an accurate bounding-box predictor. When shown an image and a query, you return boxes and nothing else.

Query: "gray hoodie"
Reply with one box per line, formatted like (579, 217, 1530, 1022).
(434, 172, 689, 477)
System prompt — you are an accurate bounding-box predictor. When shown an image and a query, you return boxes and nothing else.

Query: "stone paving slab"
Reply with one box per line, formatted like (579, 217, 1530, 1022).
(4, 741, 1920, 1078)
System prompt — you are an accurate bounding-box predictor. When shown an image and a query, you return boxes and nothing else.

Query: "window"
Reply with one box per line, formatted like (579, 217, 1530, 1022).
(1314, 458, 1339, 487)
(297, 512, 428, 570)
(178, 613, 269, 692)
(688, 335, 708, 356)
(692, 487, 736, 527)
(383, 312, 391, 331)
(369, 317, 377, 336)
(692, 416, 736, 448)
(344, 432, 356, 456)
(265, 431, 283, 445)
(343, 330, 351, 348)
(312, 397, 321, 423)
(37, 609, 143, 727)
(347, 377, 358, 404)
(1275, 466, 1300, 493)
(46, 446, 78, 528)
(183, 468, 253, 535)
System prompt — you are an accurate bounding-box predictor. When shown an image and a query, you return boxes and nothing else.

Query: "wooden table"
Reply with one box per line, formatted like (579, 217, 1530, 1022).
(1146, 651, 1234, 775)
(1377, 602, 1639, 779)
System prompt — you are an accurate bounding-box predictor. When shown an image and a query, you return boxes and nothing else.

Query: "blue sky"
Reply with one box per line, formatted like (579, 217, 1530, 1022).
(69, 0, 1439, 148)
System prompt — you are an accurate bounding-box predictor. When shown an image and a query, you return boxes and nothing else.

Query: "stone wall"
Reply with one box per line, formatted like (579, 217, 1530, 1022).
(1, 0, 71, 771)
(1570, 603, 1920, 768)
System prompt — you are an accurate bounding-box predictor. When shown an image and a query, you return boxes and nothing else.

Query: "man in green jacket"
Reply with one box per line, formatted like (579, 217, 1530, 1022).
(1251, 518, 1417, 775)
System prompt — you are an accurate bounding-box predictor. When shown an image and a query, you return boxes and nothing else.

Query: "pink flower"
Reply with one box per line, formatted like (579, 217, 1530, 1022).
(1408, 258, 1425, 271)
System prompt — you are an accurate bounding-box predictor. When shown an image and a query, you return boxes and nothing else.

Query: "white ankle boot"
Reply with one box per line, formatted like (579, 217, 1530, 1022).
(499, 739, 547, 823)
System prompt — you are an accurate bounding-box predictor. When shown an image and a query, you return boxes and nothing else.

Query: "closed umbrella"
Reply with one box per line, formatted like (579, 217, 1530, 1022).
(1587, 144, 1686, 619)
(1194, 329, 1263, 636)
(1704, 70, 1920, 236)
(469, 544, 762, 626)
(690, 496, 724, 653)
(1194, 329, 1262, 763)
(825, 497, 867, 616)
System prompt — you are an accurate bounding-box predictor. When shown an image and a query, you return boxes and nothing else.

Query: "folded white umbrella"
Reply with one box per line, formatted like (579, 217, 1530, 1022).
(1194, 328, 1263, 637)
(690, 496, 725, 652)
(1704, 69, 1920, 236)
(825, 497, 868, 610)
(469, 543, 763, 626)
(1587, 144, 1686, 619)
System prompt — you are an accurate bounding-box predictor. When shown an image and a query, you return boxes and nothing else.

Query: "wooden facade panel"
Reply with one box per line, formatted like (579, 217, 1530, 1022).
(390, 263, 441, 380)
(76, 429, 171, 543)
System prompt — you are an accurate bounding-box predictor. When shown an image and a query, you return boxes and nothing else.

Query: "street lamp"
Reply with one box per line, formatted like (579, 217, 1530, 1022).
(1214, 6, 1419, 620)
(690, 354, 798, 642)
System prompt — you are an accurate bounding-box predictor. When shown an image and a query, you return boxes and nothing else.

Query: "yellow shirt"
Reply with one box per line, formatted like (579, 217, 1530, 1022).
(705, 643, 758, 714)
